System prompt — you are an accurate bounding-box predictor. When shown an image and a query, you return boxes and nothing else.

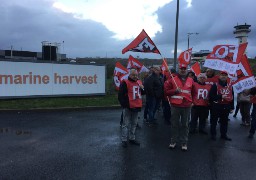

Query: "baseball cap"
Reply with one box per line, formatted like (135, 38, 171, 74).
(197, 73, 207, 79)
(220, 71, 228, 75)
(179, 63, 187, 69)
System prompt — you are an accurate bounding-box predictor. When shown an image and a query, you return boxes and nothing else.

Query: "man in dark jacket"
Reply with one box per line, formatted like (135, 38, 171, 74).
(143, 66, 163, 126)
(118, 69, 145, 148)
(209, 71, 234, 141)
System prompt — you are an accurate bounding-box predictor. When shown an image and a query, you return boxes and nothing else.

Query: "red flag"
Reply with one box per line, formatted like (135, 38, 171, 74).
(161, 58, 169, 72)
(178, 48, 192, 65)
(191, 62, 201, 76)
(204, 43, 248, 74)
(232, 54, 256, 93)
(122, 29, 161, 54)
(161, 58, 169, 77)
(127, 55, 149, 73)
(113, 62, 129, 90)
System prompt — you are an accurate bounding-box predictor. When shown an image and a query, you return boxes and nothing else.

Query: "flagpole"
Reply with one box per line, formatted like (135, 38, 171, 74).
(173, 0, 180, 70)
(160, 55, 178, 89)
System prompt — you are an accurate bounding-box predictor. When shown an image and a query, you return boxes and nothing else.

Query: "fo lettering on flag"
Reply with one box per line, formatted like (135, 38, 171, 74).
(231, 55, 256, 93)
(113, 62, 128, 90)
(178, 48, 192, 65)
(204, 43, 247, 74)
(122, 29, 161, 54)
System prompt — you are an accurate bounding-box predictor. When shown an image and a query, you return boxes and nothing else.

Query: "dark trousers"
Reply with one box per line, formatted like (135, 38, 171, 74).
(239, 102, 252, 124)
(249, 104, 256, 135)
(147, 96, 159, 123)
(144, 96, 149, 119)
(190, 106, 209, 131)
(210, 104, 231, 137)
(162, 99, 171, 122)
(234, 101, 240, 116)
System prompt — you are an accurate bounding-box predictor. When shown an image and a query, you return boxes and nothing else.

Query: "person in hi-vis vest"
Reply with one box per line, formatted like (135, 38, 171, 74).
(190, 73, 212, 134)
(118, 69, 145, 148)
(164, 63, 194, 151)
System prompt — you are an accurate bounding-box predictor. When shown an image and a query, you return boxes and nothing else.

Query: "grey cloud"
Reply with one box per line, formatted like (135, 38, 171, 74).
(155, 0, 256, 57)
(0, 0, 255, 59)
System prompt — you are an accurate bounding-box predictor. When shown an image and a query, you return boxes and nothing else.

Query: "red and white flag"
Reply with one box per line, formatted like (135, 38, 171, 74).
(178, 48, 192, 65)
(161, 58, 169, 77)
(161, 58, 169, 72)
(232, 55, 256, 93)
(190, 61, 201, 76)
(204, 43, 248, 74)
(127, 55, 149, 73)
(122, 29, 161, 54)
(113, 62, 129, 90)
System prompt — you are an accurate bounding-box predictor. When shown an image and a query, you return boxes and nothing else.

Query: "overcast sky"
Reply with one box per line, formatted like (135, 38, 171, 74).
(1, 0, 255, 59)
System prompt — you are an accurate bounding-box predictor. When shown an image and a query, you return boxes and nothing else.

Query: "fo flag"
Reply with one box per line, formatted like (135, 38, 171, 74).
(127, 55, 149, 73)
(191, 62, 201, 76)
(232, 55, 256, 93)
(178, 48, 192, 65)
(113, 62, 129, 90)
(204, 43, 248, 74)
(122, 29, 161, 54)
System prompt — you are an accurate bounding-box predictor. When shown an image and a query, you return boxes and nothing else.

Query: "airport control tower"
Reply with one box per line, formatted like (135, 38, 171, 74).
(233, 23, 251, 45)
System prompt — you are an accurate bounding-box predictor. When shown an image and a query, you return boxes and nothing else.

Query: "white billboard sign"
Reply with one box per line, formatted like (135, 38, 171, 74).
(0, 61, 105, 98)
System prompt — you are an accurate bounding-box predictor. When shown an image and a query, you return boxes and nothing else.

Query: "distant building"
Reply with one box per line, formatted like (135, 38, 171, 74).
(0, 41, 66, 61)
(233, 23, 251, 55)
(233, 23, 251, 44)
(191, 50, 211, 62)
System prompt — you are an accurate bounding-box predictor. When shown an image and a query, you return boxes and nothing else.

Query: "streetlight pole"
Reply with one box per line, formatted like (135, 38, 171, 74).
(173, 0, 179, 70)
(187, 32, 199, 49)
(49, 43, 51, 62)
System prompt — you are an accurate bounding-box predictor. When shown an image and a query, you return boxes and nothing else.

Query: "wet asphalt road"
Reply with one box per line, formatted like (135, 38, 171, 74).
(0, 108, 256, 180)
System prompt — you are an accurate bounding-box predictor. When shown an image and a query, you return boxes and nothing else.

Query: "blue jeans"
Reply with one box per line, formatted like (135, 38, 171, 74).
(147, 96, 157, 123)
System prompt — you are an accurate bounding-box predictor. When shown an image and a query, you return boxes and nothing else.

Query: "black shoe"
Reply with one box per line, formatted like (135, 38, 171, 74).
(248, 134, 254, 139)
(129, 140, 140, 146)
(136, 123, 142, 129)
(147, 121, 158, 126)
(221, 136, 232, 141)
(122, 141, 128, 148)
(164, 120, 171, 125)
(240, 122, 246, 126)
(199, 130, 208, 135)
(211, 136, 216, 141)
(189, 129, 197, 134)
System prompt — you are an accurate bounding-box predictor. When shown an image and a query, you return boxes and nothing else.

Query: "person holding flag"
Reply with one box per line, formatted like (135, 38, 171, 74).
(118, 69, 145, 148)
(165, 63, 194, 151)
(209, 71, 234, 141)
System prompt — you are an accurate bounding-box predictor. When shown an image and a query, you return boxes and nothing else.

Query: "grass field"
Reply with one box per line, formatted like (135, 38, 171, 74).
(0, 95, 119, 110)
(0, 78, 119, 110)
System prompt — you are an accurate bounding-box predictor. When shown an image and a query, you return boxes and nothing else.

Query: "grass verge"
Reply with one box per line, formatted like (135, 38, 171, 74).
(0, 95, 119, 110)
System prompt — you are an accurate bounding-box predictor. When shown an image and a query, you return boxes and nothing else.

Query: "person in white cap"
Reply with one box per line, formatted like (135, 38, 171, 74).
(190, 73, 212, 134)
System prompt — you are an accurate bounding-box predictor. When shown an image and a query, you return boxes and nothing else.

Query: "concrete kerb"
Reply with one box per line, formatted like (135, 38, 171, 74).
(0, 105, 121, 113)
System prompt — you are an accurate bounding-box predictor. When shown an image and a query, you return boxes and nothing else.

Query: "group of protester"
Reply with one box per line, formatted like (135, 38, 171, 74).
(118, 64, 256, 151)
